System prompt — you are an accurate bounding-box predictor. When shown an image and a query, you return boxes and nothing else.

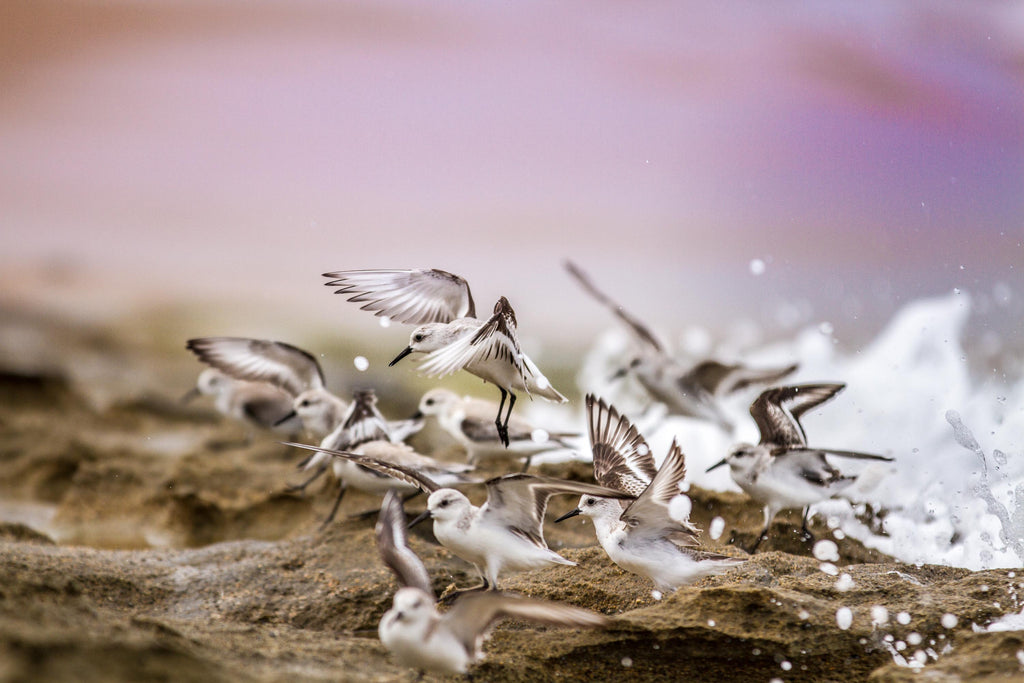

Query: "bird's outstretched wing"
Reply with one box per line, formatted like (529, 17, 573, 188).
(323, 268, 475, 324)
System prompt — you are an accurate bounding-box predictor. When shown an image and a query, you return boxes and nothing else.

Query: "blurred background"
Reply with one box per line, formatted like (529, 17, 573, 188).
(1, 0, 1022, 365)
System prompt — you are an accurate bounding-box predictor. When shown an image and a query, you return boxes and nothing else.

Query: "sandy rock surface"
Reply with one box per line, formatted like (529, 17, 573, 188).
(1, 307, 1021, 681)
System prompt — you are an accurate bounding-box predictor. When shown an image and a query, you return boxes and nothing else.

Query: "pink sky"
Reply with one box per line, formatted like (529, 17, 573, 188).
(1, 0, 1021, 349)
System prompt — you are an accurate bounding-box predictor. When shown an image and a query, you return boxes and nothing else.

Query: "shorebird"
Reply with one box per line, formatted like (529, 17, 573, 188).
(374, 489, 609, 676)
(181, 367, 301, 438)
(556, 395, 742, 590)
(292, 389, 468, 527)
(565, 260, 797, 431)
(413, 388, 578, 471)
(185, 337, 350, 439)
(284, 441, 634, 590)
(705, 383, 894, 552)
(323, 269, 567, 447)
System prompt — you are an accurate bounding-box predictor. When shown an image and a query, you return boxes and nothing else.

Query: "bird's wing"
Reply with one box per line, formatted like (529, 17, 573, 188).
(782, 446, 893, 462)
(280, 442, 441, 493)
(620, 439, 700, 545)
(186, 337, 325, 397)
(586, 394, 656, 497)
(564, 260, 663, 353)
(322, 268, 475, 324)
(444, 591, 609, 663)
(750, 383, 846, 447)
(483, 474, 635, 547)
(416, 298, 527, 386)
(376, 489, 434, 597)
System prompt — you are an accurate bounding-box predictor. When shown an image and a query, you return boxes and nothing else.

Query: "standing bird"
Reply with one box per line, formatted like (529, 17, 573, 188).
(374, 490, 609, 676)
(413, 388, 578, 471)
(565, 260, 797, 431)
(556, 395, 742, 591)
(284, 441, 634, 591)
(294, 389, 469, 527)
(705, 383, 894, 552)
(186, 337, 350, 439)
(181, 367, 301, 439)
(323, 269, 566, 447)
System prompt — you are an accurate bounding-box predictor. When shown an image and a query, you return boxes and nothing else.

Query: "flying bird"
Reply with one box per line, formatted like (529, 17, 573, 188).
(323, 269, 566, 447)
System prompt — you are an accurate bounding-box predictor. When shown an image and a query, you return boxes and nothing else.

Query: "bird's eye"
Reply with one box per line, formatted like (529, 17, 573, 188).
(425, 399, 434, 406)
(300, 400, 310, 407)
(439, 499, 450, 508)
(413, 334, 424, 343)
(586, 498, 596, 506)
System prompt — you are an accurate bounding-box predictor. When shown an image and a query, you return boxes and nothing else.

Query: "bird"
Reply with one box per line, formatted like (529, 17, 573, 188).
(292, 389, 471, 527)
(555, 395, 742, 591)
(564, 260, 798, 431)
(374, 489, 610, 676)
(322, 269, 567, 447)
(282, 441, 635, 591)
(181, 367, 301, 439)
(413, 388, 579, 471)
(705, 383, 894, 552)
(185, 336, 350, 439)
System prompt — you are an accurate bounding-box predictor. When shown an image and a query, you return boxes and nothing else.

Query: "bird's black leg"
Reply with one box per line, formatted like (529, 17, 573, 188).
(499, 391, 516, 448)
(287, 463, 329, 493)
(519, 455, 532, 473)
(800, 507, 815, 543)
(494, 388, 509, 447)
(319, 481, 347, 529)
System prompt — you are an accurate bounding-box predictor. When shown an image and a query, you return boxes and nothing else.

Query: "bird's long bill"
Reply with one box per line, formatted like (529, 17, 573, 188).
(554, 508, 582, 523)
(607, 367, 628, 382)
(408, 509, 432, 528)
(389, 346, 415, 367)
(180, 387, 201, 404)
(273, 410, 298, 427)
(705, 459, 728, 473)
(408, 410, 424, 420)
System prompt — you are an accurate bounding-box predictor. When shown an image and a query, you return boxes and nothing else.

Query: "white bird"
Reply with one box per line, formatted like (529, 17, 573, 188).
(705, 383, 894, 552)
(293, 389, 471, 527)
(284, 441, 634, 590)
(323, 269, 566, 447)
(185, 337, 350, 439)
(181, 367, 301, 438)
(565, 260, 798, 431)
(413, 388, 578, 471)
(374, 489, 609, 676)
(555, 395, 742, 591)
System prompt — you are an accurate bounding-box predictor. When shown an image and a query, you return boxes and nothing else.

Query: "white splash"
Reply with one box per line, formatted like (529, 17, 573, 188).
(577, 289, 1024, 571)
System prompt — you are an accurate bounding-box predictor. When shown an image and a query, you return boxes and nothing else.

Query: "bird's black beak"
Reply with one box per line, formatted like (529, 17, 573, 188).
(705, 459, 728, 473)
(274, 410, 298, 427)
(409, 410, 424, 420)
(180, 387, 201, 404)
(408, 509, 432, 528)
(608, 367, 628, 382)
(554, 508, 581, 523)
(390, 346, 414, 367)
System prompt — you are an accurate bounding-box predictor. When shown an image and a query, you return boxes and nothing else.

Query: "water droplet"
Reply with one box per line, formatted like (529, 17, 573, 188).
(940, 614, 958, 630)
(530, 429, 549, 443)
(707, 619, 716, 627)
(813, 540, 839, 562)
(871, 606, 889, 625)
(818, 321, 834, 335)
(836, 607, 853, 630)
(353, 356, 369, 372)
(637, 444, 649, 456)
(897, 611, 912, 625)
(650, 590, 662, 601)
(907, 632, 922, 645)
(749, 258, 766, 276)
(781, 661, 792, 671)
(621, 657, 633, 667)
(835, 574, 855, 592)
(819, 562, 839, 576)
(709, 516, 725, 540)
(379, 316, 392, 328)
